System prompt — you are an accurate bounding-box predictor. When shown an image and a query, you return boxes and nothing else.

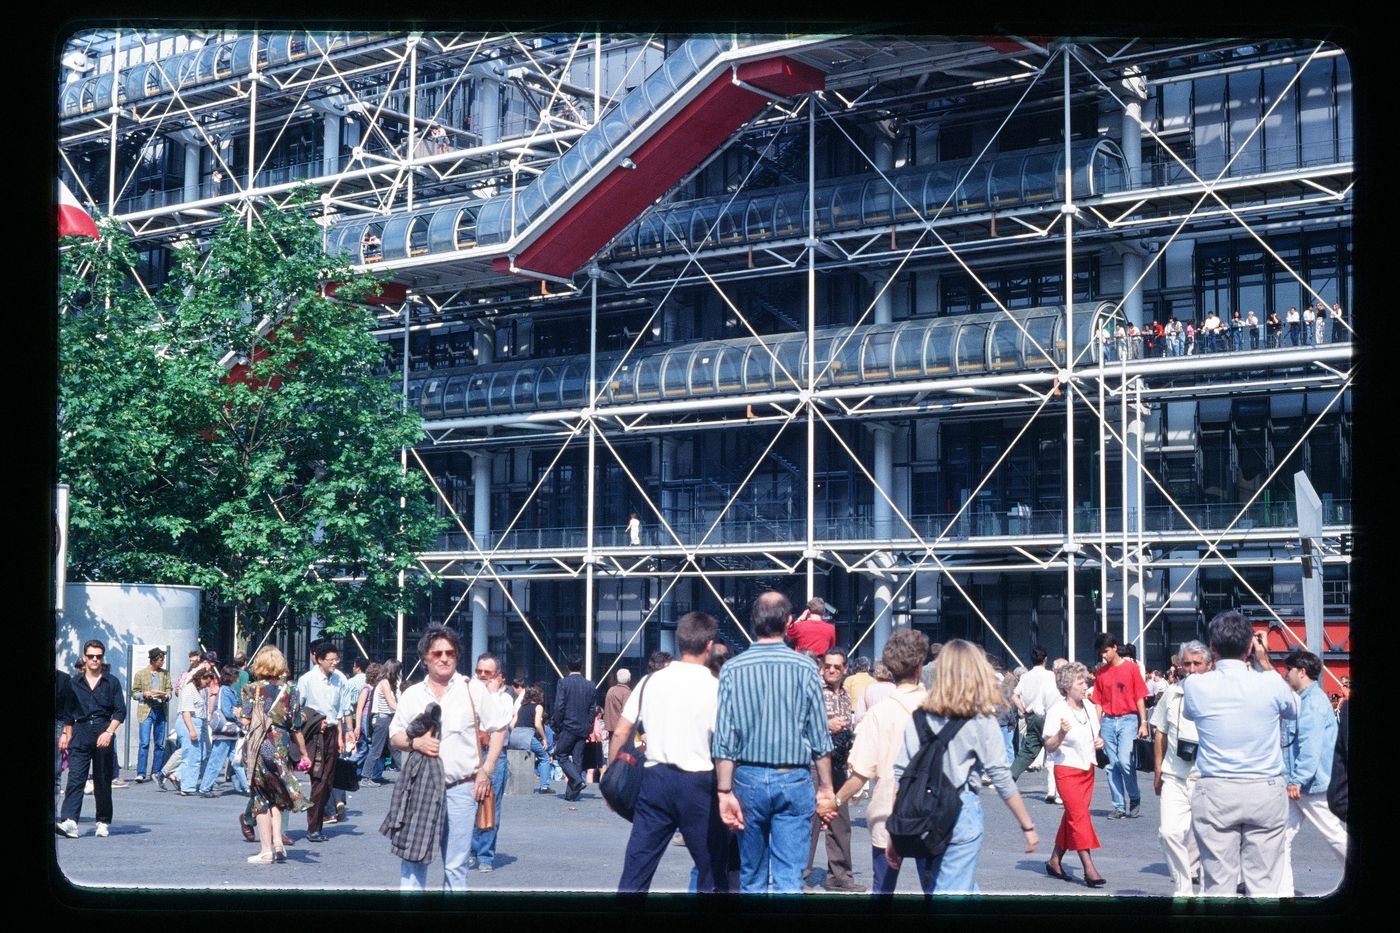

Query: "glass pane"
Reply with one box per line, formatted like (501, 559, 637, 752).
(1299, 59, 1335, 166)
(892, 325, 925, 376)
(924, 320, 955, 373)
(988, 320, 1022, 369)
(861, 329, 895, 380)
(1194, 75, 1228, 177)
(1228, 71, 1262, 176)
(956, 322, 987, 372)
(1262, 65, 1298, 172)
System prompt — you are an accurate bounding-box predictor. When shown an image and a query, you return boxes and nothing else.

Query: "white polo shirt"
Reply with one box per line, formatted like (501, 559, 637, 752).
(1014, 665, 1060, 717)
(620, 662, 718, 772)
(390, 673, 512, 784)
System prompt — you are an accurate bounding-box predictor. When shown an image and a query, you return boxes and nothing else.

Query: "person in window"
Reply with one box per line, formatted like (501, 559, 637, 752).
(1329, 303, 1347, 343)
(1246, 311, 1261, 350)
(1267, 310, 1282, 349)
(1229, 312, 1244, 353)
(1286, 306, 1301, 346)
(1301, 304, 1316, 346)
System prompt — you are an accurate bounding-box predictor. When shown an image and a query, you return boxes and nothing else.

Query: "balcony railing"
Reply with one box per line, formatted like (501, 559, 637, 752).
(427, 499, 1350, 552)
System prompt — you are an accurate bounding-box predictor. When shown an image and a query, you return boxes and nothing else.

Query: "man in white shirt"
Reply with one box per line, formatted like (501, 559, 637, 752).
(1183, 611, 1297, 896)
(1010, 647, 1061, 803)
(1151, 640, 1209, 896)
(390, 625, 510, 891)
(615, 611, 729, 893)
(296, 641, 350, 841)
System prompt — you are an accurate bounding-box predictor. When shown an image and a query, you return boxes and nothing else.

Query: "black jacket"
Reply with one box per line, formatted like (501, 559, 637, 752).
(552, 673, 596, 736)
(1327, 699, 1348, 824)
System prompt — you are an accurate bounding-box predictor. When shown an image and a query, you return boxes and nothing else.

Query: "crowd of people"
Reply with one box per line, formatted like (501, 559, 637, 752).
(1099, 300, 1348, 362)
(54, 601, 1350, 898)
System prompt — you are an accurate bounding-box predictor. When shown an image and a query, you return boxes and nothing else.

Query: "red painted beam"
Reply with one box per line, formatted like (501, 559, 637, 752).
(321, 280, 408, 305)
(495, 56, 824, 280)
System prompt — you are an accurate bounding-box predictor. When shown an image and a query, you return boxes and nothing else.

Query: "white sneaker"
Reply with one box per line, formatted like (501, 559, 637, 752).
(55, 819, 79, 838)
(95, 822, 110, 838)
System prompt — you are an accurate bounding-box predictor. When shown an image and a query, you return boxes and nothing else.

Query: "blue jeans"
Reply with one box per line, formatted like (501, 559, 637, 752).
(871, 845, 934, 895)
(1000, 725, 1015, 767)
(1100, 713, 1141, 813)
(470, 753, 509, 867)
(137, 709, 167, 777)
(400, 782, 479, 892)
(364, 713, 396, 781)
(200, 738, 248, 793)
(926, 788, 984, 893)
(732, 765, 815, 894)
(178, 719, 209, 790)
(509, 727, 553, 789)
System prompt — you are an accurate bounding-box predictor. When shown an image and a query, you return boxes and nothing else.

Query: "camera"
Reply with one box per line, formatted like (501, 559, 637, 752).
(1176, 739, 1198, 762)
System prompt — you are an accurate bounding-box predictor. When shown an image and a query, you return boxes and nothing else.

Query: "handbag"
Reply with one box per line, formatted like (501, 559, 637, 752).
(475, 785, 496, 830)
(1088, 707, 1110, 769)
(600, 674, 650, 822)
(333, 755, 361, 792)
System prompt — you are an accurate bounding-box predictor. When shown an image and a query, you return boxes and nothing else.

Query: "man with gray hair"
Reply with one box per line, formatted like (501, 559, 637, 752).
(604, 668, 634, 769)
(1150, 639, 1210, 896)
(1183, 611, 1297, 896)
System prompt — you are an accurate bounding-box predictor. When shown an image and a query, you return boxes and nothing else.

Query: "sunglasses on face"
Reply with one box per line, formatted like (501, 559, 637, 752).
(429, 649, 457, 659)
(821, 663, 845, 670)
(475, 668, 496, 676)
(85, 653, 104, 660)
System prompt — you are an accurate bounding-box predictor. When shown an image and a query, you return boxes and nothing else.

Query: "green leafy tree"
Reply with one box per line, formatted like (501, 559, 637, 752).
(59, 192, 443, 637)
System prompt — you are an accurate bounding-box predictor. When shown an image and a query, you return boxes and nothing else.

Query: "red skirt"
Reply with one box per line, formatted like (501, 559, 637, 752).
(1053, 765, 1101, 852)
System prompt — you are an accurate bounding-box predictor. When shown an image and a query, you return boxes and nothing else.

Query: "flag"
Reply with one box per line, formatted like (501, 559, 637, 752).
(58, 179, 99, 239)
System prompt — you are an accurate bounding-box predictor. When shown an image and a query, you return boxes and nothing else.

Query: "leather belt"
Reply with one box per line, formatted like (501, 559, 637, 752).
(736, 762, 807, 771)
(445, 773, 478, 790)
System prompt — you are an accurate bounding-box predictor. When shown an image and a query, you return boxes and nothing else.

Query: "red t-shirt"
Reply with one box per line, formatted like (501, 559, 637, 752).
(786, 615, 836, 655)
(1092, 659, 1149, 716)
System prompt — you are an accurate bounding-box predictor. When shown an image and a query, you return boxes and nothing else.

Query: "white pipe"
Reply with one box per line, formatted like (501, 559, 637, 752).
(1063, 45, 1077, 664)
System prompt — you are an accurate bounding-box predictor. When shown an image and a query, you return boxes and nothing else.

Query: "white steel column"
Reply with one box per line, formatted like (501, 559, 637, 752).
(246, 35, 258, 231)
(1062, 45, 1078, 663)
(1121, 66, 1145, 188)
(871, 130, 898, 658)
(585, 269, 600, 682)
(183, 137, 201, 203)
(805, 93, 817, 602)
(107, 31, 121, 214)
(1122, 248, 1145, 329)
(397, 300, 410, 663)
(1129, 378, 1146, 656)
(471, 62, 504, 148)
(471, 451, 492, 663)
(322, 111, 341, 177)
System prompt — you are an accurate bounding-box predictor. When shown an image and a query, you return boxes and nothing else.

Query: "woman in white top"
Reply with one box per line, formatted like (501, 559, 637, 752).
(362, 659, 400, 785)
(1042, 661, 1108, 887)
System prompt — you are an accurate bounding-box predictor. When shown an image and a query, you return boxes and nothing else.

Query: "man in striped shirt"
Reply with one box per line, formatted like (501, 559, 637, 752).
(713, 592, 838, 893)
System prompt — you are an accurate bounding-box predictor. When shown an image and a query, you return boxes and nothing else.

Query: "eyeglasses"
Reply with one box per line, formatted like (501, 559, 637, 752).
(429, 649, 458, 659)
(85, 653, 104, 660)
(821, 663, 845, 671)
(475, 668, 496, 676)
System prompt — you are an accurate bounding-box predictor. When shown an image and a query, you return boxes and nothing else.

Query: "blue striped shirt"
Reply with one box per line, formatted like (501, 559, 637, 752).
(712, 641, 833, 766)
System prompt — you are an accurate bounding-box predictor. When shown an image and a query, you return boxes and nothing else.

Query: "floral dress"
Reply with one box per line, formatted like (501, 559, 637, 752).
(241, 679, 310, 817)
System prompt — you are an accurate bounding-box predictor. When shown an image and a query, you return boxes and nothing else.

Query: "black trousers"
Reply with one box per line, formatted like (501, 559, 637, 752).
(305, 729, 337, 832)
(555, 729, 587, 793)
(618, 765, 729, 893)
(61, 723, 114, 823)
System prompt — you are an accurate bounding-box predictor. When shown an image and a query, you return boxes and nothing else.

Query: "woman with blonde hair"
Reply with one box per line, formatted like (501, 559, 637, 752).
(1041, 660, 1107, 887)
(239, 645, 312, 864)
(888, 639, 1038, 893)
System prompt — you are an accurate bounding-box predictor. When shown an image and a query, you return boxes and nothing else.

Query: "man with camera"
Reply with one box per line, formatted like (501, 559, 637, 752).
(1182, 612, 1297, 897)
(1150, 639, 1209, 896)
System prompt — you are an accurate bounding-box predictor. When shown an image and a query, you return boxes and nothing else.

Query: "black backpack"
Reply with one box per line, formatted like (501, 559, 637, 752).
(886, 711, 969, 859)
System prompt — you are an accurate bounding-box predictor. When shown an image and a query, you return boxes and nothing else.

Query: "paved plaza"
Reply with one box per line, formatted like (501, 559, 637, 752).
(52, 766, 1345, 898)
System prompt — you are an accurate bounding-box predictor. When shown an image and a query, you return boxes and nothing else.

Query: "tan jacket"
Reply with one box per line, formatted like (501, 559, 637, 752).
(131, 667, 173, 723)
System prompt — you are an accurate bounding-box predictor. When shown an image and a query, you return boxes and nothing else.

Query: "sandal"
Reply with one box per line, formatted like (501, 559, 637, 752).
(272, 848, 287, 863)
(246, 852, 275, 864)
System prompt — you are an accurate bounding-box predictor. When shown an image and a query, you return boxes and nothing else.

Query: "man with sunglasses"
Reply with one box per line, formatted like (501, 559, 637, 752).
(804, 649, 864, 892)
(468, 652, 514, 873)
(1150, 640, 1210, 896)
(56, 639, 126, 838)
(390, 626, 509, 891)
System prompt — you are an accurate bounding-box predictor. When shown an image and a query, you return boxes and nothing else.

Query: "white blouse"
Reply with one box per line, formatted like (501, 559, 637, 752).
(1042, 699, 1102, 772)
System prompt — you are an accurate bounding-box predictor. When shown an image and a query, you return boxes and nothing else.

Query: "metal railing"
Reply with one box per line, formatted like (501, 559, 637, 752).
(428, 499, 1350, 552)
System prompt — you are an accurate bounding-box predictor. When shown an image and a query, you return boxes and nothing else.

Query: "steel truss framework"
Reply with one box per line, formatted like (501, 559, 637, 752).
(61, 30, 1354, 689)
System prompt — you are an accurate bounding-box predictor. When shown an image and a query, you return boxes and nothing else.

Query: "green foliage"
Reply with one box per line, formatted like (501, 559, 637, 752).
(58, 191, 443, 635)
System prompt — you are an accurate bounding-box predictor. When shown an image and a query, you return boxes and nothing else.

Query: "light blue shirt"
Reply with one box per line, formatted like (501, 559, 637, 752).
(1182, 659, 1297, 779)
(296, 667, 350, 722)
(1283, 680, 1336, 793)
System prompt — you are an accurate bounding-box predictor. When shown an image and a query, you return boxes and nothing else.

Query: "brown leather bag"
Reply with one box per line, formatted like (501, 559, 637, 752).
(475, 785, 496, 830)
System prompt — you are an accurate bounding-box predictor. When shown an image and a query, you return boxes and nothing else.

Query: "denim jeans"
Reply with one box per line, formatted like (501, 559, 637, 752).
(470, 752, 509, 867)
(999, 725, 1015, 767)
(925, 788, 984, 893)
(177, 719, 209, 790)
(137, 709, 167, 777)
(732, 765, 816, 894)
(509, 727, 552, 789)
(200, 738, 248, 793)
(364, 713, 396, 781)
(1100, 713, 1141, 813)
(871, 845, 934, 895)
(400, 781, 479, 891)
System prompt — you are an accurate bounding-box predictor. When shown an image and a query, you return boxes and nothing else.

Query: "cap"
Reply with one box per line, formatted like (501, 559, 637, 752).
(201, 650, 221, 664)
(148, 647, 166, 661)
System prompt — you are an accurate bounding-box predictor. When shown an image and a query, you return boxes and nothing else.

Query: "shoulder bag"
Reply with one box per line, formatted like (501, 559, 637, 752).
(600, 674, 650, 822)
